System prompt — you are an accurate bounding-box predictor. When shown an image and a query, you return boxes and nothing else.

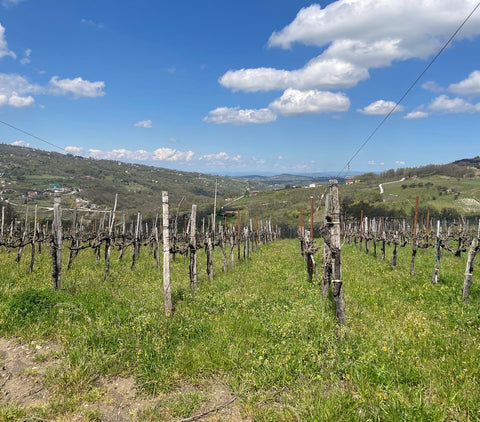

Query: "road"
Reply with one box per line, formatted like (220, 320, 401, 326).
(379, 177, 406, 194)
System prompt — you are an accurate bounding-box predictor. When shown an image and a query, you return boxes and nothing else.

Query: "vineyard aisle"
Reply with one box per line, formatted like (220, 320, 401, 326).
(0, 239, 479, 421)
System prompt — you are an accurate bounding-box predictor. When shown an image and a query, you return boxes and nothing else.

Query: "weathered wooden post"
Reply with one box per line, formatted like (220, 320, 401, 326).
(322, 192, 332, 297)
(28, 205, 37, 273)
(51, 194, 62, 290)
(1, 206, 4, 238)
(432, 220, 441, 284)
(411, 196, 419, 276)
(189, 204, 198, 288)
(329, 180, 346, 324)
(104, 194, 118, 280)
(162, 191, 172, 315)
(237, 209, 241, 261)
(310, 196, 314, 239)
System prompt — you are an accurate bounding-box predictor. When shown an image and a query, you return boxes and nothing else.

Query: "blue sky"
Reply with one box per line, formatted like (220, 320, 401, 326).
(1, 0, 480, 175)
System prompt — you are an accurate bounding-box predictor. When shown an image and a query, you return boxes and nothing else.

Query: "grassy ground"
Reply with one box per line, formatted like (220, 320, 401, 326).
(0, 239, 479, 421)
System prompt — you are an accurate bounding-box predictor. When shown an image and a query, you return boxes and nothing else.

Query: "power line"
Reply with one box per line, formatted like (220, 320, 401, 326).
(0, 119, 66, 152)
(336, 1, 480, 178)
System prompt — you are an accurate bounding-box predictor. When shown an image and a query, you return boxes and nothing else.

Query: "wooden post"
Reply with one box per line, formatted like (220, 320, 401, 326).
(237, 209, 241, 261)
(381, 217, 386, 262)
(310, 196, 314, 239)
(162, 192, 172, 315)
(213, 178, 217, 239)
(28, 205, 37, 273)
(411, 196, 419, 276)
(189, 204, 198, 288)
(463, 221, 480, 301)
(104, 194, 118, 280)
(1, 206, 4, 238)
(432, 220, 441, 284)
(359, 209, 364, 248)
(329, 181, 346, 325)
(322, 193, 332, 296)
(51, 194, 62, 290)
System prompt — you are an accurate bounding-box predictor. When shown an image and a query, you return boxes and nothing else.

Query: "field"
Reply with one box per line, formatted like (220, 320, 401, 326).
(1, 238, 479, 421)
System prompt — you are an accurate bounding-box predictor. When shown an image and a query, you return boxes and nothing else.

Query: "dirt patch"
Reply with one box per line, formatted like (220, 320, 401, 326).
(0, 337, 59, 406)
(1, 337, 247, 421)
(458, 198, 480, 213)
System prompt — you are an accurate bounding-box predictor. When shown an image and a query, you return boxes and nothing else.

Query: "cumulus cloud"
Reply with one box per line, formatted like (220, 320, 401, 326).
(152, 148, 194, 162)
(7, 92, 34, 107)
(368, 160, 385, 166)
(220, 1, 480, 95)
(268, 1, 480, 56)
(358, 100, 404, 115)
(200, 152, 242, 165)
(134, 119, 153, 128)
(220, 57, 368, 92)
(395, 160, 406, 165)
(48, 76, 105, 98)
(65, 146, 84, 154)
(203, 107, 277, 125)
(404, 110, 429, 119)
(269, 88, 350, 116)
(11, 140, 29, 147)
(428, 95, 480, 114)
(0, 24, 16, 60)
(0, 73, 105, 107)
(448, 70, 480, 96)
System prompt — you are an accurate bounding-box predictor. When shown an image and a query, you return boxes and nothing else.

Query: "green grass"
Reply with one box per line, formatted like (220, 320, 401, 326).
(0, 239, 479, 421)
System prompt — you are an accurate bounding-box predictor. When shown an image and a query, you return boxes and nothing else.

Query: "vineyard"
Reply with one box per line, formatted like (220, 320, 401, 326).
(1, 185, 480, 421)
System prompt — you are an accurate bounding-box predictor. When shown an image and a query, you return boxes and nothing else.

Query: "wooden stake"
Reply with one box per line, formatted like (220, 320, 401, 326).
(162, 192, 172, 315)
(51, 194, 62, 290)
(189, 204, 198, 288)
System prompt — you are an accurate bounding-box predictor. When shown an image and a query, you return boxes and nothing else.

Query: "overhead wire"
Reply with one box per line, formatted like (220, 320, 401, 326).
(0, 119, 66, 152)
(335, 1, 480, 179)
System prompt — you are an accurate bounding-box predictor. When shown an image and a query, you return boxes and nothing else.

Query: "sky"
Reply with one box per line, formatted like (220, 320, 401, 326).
(1, 0, 480, 176)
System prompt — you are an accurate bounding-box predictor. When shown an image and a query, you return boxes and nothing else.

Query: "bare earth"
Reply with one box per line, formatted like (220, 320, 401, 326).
(0, 337, 247, 421)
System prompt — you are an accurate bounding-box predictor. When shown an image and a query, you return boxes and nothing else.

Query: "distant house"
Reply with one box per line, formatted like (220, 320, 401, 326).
(251, 190, 260, 196)
(308, 183, 320, 188)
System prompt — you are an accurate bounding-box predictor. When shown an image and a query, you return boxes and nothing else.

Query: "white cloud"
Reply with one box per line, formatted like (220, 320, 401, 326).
(48, 76, 106, 98)
(80, 18, 104, 29)
(269, 88, 350, 116)
(11, 140, 29, 147)
(203, 107, 277, 125)
(200, 152, 242, 165)
(358, 100, 404, 115)
(268, 1, 480, 58)
(395, 160, 406, 165)
(404, 110, 429, 119)
(220, 1, 480, 95)
(20, 48, 31, 65)
(448, 70, 480, 96)
(0, 73, 105, 106)
(0, 24, 16, 60)
(428, 95, 480, 114)
(8, 92, 34, 107)
(368, 160, 385, 166)
(220, 57, 368, 92)
(134, 119, 153, 128)
(422, 81, 444, 93)
(65, 146, 84, 154)
(152, 148, 194, 162)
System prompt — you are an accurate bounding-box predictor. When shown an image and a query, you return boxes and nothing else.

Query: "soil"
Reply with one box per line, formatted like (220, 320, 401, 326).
(0, 337, 248, 421)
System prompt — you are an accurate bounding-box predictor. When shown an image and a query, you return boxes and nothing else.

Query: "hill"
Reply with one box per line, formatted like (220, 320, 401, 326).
(0, 143, 264, 218)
